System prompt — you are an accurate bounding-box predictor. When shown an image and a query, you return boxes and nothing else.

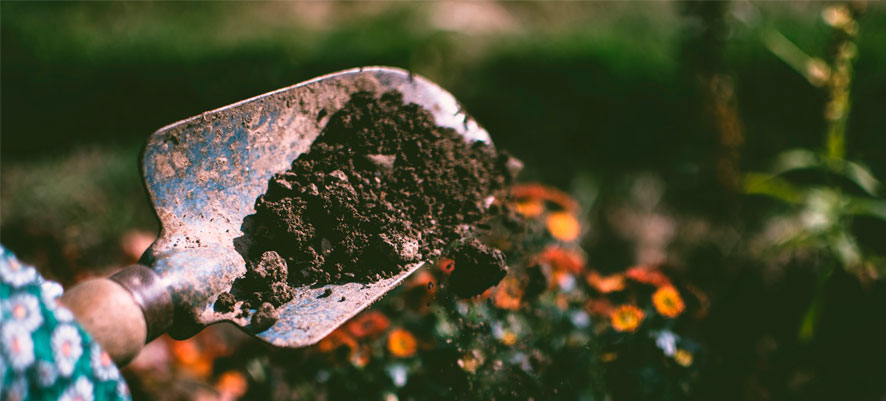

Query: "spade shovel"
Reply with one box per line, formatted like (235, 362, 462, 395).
(59, 67, 491, 365)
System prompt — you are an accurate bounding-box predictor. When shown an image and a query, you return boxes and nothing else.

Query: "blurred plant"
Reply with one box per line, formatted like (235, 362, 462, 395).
(0, 146, 158, 283)
(123, 326, 249, 401)
(120, 182, 711, 400)
(680, 0, 746, 212)
(169, 183, 704, 400)
(747, 2, 884, 340)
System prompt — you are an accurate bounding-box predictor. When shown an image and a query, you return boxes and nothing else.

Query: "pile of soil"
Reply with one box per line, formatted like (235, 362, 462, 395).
(217, 91, 519, 326)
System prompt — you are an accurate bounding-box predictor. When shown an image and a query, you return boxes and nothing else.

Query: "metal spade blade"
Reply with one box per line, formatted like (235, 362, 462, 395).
(139, 67, 491, 347)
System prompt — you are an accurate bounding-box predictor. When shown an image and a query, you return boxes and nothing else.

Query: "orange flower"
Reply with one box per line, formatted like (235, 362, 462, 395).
(346, 311, 391, 338)
(457, 350, 484, 374)
(165, 327, 233, 379)
(514, 198, 544, 218)
(673, 349, 693, 367)
(555, 293, 570, 311)
(351, 344, 373, 367)
(170, 339, 201, 364)
(625, 265, 671, 287)
(546, 212, 581, 241)
(610, 304, 645, 332)
(169, 339, 212, 379)
(387, 328, 418, 358)
(511, 183, 579, 213)
(215, 371, 248, 400)
(586, 271, 626, 293)
(492, 276, 523, 310)
(537, 246, 586, 275)
(652, 286, 685, 318)
(500, 331, 518, 346)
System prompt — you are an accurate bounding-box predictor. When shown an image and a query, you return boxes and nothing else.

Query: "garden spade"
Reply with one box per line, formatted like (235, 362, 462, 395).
(59, 67, 491, 365)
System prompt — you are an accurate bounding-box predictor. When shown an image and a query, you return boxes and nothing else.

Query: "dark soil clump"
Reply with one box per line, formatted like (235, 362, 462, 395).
(523, 265, 547, 300)
(219, 90, 518, 322)
(214, 292, 236, 313)
(251, 302, 279, 332)
(447, 239, 508, 298)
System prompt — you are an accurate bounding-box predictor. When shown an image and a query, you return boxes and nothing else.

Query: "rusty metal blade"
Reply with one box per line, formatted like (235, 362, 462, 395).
(139, 67, 490, 347)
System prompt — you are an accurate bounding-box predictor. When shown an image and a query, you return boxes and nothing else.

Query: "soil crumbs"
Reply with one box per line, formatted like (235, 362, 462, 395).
(217, 90, 518, 329)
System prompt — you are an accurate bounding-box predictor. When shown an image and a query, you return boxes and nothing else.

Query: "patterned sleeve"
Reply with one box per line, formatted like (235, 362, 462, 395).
(0, 246, 132, 401)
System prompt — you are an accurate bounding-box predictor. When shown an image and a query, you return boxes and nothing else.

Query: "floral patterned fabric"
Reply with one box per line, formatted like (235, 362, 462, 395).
(0, 246, 131, 401)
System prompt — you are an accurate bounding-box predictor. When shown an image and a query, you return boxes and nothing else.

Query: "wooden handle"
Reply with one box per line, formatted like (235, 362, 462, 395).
(60, 278, 147, 365)
(59, 264, 173, 366)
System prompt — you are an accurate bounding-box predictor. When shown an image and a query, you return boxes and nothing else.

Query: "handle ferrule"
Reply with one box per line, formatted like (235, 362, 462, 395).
(110, 264, 173, 342)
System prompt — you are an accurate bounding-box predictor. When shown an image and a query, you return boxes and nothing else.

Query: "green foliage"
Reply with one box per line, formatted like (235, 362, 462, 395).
(741, 4, 885, 346)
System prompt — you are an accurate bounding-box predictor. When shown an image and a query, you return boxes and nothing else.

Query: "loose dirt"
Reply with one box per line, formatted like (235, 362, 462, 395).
(219, 90, 518, 326)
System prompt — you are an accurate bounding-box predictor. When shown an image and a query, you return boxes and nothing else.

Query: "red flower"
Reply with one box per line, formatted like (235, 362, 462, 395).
(511, 183, 580, 213)
(437, 258, 455, 275)
(316, 329, 358, 358)
(586, 271, 626, 293)
(404, 270, 437, 314)
(625, 265, 671, 287)
(346, 311, 390, 339)
(537, 246, 586, 275)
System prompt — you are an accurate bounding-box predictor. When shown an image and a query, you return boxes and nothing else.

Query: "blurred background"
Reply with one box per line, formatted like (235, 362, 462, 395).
(2, 2, 885, 400)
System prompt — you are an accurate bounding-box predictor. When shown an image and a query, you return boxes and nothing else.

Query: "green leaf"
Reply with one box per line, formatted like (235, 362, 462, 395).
(742, 172, 804, 204)
(772, 148, 820, 175)
(831, 229, 861, 268)
(845, 197, 886, 220)
(842, 160, 882, 196)
(764, 30, 829, 87)
(798, 297, 819, 343)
